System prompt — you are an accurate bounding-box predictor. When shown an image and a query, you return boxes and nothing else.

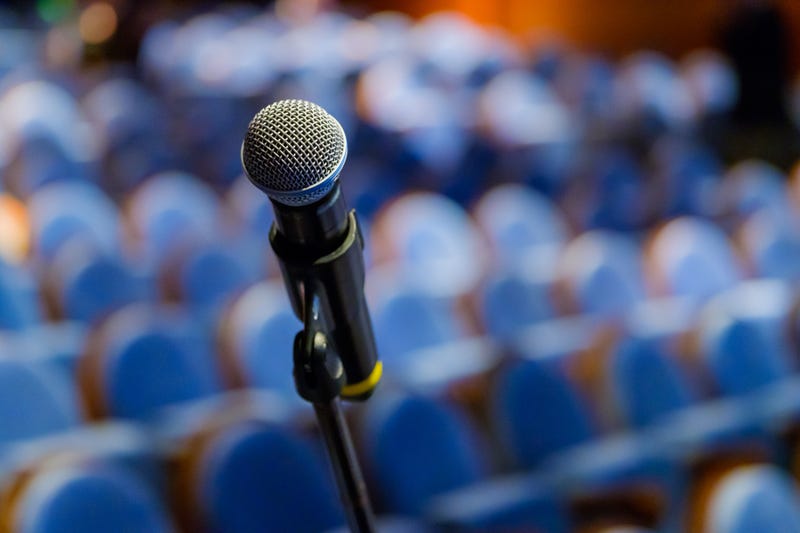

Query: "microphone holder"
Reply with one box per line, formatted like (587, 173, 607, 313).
(293, 289, 376, 533)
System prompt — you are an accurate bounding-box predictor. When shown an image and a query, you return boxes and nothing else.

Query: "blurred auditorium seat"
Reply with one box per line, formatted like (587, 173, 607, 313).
(194, 421, 344, 532)
(720, 160, 793, 223)
(0, 259, 42, 330)
(28, 181, 122, 262)
(79, 304, 222, 420)
(0, 357, 80, 445)
(3, 3, 800, 531)
(479, 265, 557, 340)
(491, 342, 599, 469)
(739, 208, 800, 281)
(0, 80, 97, 195)
(161, 395, 344, 533)
(647, 137, 722, 219)
(646, 216, 744, 301)
(218, 280, 300, 398)
(360, 392, 487, 516)
(126, 172, 222, 265)
(472, 183, 567, 270)
(697, 280, 794, 397)
(679, 49, 738, 121)
(82, 78, 174, 192)
(692, 464, 800, 533)
(158, 240, 261, 317)
(4, 459, 174, 533)
(558, 230, 646, 317)
(225, 175, 274, 239)
(46, 241, 153, 324)
(607, 330, 697, 429)
(369, 281, 470, 370)
(615, 52, 694, 137)
(370, 192, 486, 299)
(582, 151, 648, 231)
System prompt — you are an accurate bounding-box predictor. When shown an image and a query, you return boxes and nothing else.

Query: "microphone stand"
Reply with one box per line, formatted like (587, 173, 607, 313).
(293, 289, 376, 533)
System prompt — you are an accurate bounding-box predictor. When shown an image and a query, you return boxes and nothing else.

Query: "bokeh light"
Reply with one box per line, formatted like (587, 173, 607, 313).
(78, 2, 118, 45)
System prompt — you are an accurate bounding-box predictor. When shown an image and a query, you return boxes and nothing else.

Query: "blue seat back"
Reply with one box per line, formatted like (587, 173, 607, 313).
(493, 359, 595, 469)
(365, 394, 485, 515)
(16, 464, 173, 533)
(199, 422, 344, 533)
(611, 336, 695, 427)
(705, 465, 800, 533)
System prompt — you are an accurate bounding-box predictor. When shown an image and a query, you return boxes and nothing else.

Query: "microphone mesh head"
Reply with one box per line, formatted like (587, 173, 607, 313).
(242, 99, 347, 206)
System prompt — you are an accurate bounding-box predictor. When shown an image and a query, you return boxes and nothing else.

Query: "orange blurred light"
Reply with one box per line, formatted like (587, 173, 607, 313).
(0, 195, 31, 264)
(79, 2, 118, 45)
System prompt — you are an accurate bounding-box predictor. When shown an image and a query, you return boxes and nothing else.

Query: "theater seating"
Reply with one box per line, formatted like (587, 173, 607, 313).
(0, 4, 799, 531)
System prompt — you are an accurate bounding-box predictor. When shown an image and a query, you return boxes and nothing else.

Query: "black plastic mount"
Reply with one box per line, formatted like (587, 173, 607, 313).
(271, 209, 380, 401)
(293, 291, 346, 404)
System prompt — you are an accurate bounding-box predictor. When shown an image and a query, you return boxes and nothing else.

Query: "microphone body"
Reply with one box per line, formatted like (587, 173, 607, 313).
(269, 185, 380, 400)
(242, 100, 381, 401)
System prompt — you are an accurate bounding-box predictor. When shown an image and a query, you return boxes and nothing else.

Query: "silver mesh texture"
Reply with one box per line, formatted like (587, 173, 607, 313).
(241, 99, 346, 206)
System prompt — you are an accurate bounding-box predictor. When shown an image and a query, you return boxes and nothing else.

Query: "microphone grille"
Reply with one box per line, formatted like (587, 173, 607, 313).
(242, 99, 346, 206)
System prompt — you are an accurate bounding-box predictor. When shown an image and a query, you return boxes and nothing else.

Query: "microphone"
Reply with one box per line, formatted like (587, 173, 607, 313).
(241, 99, 382, 401)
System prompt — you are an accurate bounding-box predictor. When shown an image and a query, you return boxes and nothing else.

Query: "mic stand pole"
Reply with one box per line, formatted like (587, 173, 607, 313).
(293, 290, 376, 533)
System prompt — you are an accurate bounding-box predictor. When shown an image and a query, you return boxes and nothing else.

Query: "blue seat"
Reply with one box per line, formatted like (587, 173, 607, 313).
(560, 230, 646, 316)
(13, 462, 173, 533)
(740, 209, 800, 281)
(50, 242, 152, 324)
(699, 280, 793, 396)
(127, 172, 221, 264)
(704, 465, 800, 533)
(370, 192, 485, 297)
(83, 78, 174, 190)
(585, 151, 647, 231)
(479, 266, 556, 340)
(648, 217, 743, 300)
(28, 181, 121, 261)
(476, 70, 576, 193)
(2, 421, 164, 496)
(648, 138, 721, 218)
(363, 393, 486, 516)
(610, 335, 696, 428)
(472, 183, 568, 268)
(0, 259, 42, 330)
(227, 175, 274, 238)
(721, 160, 792, 221)
(371, 287, 466, 368)
(680, 49, 738, 118)
(492, 357, 597, 469)
(197, 421, 344, 533)
(87, 304, 222, 419)
(616, 52, 690, 135)
(0, 357, 79, 444)
(168, 241, 261, 313)
(0, 80, 96, 193)
(223, 281, 300, 398)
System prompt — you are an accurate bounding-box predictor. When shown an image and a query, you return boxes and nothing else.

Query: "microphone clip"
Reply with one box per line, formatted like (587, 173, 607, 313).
(292, 291, 346, 404)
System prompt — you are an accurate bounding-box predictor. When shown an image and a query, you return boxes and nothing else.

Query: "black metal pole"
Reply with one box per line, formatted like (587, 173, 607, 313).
(313, 399, 376, 533)
(292, 292, 376, 533)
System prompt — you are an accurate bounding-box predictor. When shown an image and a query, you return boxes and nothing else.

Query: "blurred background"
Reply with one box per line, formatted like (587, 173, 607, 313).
(0, 0, 799, 532)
